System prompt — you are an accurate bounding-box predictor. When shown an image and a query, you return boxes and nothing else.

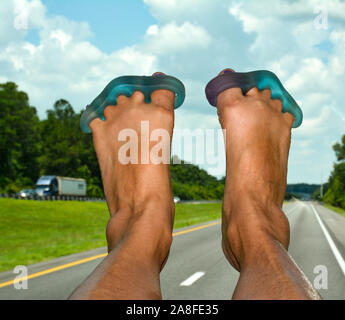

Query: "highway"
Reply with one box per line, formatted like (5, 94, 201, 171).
(0, 200, 344, 300)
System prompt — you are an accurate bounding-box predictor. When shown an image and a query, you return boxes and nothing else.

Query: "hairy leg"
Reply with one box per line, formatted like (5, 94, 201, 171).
(69, 73, 175, 300)
(217, 70, 321, 299)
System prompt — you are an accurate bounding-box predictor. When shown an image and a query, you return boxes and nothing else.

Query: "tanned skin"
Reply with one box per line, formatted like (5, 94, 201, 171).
(69, 70, 321, 300)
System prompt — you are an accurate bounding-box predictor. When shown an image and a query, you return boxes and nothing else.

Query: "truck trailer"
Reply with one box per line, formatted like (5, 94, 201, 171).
(35, 176, 87, 197)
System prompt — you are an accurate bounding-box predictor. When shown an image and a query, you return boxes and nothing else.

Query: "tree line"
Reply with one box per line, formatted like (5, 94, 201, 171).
(1, 81, 343, 205)
(319, 135, 345, 209)
(0, 81, 224, 199)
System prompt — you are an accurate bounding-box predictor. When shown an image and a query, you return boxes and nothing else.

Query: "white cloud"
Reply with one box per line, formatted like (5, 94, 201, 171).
(295, 106, 331, 138)
(146, 24, 159, 36)
(143, 22, 211, 54)
(0, 0, 344, 183)
(50, 30, 71, 49)
(0, 0, 158, 117)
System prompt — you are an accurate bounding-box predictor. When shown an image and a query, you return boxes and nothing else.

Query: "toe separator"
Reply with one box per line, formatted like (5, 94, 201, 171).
(80, 75, 185, 133)
(205, 70, 303, 128)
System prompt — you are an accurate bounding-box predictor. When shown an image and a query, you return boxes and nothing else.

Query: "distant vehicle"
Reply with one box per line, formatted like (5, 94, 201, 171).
(173, 196, 181, 203)
(35, 176, 87, 197)
(17, 189, 37, 199)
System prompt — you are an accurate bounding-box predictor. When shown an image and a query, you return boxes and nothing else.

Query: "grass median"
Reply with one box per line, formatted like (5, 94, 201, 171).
(0, 198, 221, 272)
(323, 203, 345, 218)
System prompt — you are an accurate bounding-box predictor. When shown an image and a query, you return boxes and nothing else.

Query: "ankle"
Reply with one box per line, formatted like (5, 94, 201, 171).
(222, 197, 290, 270)
(106, 200, 174, 268)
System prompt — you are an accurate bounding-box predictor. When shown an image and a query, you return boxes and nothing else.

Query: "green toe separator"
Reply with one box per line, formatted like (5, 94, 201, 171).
(254, 71, 303, 128)
(80, 75, 185, 133)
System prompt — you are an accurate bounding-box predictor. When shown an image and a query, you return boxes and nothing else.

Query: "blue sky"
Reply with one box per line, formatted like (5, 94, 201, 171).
(1, 0, 345, 184)
(39, 0, 156, 52)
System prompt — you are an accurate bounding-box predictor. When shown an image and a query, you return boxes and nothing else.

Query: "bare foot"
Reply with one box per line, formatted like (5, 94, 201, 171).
(70, 72, 176, 299)
(217, 69, 321, 299)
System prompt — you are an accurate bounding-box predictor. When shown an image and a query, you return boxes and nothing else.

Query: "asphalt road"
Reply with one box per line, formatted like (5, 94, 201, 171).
(0, 200, 344, 300)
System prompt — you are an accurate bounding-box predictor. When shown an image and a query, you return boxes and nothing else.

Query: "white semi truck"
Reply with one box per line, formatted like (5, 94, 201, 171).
(35, 176, 87, 197)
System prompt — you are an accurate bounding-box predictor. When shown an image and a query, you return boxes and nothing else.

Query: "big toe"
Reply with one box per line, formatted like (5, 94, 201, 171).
(218, 68, 236, 75)
(150, 72, 175, 111)
(216, 68, 244, 108)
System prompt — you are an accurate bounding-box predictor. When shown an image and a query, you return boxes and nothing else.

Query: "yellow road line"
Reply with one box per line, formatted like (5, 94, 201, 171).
(0, 221, 220, 289)
(0, 253, 107, 289)
(172, 221, 220, 237)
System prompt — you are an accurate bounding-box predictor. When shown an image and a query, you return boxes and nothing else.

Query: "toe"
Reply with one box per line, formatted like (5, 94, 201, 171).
(271, 98, 283, 112)
(89, 117, 104, 132)
(103, 105, 117, 120)
(152, 72, 166, 77)
(216, 68, 244, 108)
(150, 72, 175, 111)
(131, 91, 145, 103)
(217, 87, 243, 108)
(283, 112, 295, 128)
(218, 68, 236, 75)
(261, 89, 272, 100)
(246, 87, 260, 96)
(116, 94, 130, 105)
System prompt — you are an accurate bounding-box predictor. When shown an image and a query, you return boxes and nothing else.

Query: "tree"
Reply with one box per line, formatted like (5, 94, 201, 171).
(170, 157, 224, 200)
(323, 135, 345, 209)
(0, 82, 40, 192)
(39, 99, 80, 176)
(333, 135, 345, 161)
(38, 99, 104, 196)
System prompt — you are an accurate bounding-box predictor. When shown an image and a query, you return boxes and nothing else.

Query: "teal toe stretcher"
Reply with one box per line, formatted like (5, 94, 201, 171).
(80, 75, 185, 133)
(205, 70, 303, 128)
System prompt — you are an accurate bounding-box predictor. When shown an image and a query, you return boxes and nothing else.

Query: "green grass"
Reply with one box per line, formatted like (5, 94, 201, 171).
(323, 203, 345, 218)
(173, 202, 221, 229)
(0, 199, 221, 272)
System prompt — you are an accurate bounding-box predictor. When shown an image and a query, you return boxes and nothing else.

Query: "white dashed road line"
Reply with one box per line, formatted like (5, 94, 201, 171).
(180, 272, 205, 286)
(310, 203, 345, 276)
(177, 204, 299, 288)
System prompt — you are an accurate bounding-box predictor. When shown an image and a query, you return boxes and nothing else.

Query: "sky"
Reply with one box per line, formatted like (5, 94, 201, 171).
(1, 0, 345, 184)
